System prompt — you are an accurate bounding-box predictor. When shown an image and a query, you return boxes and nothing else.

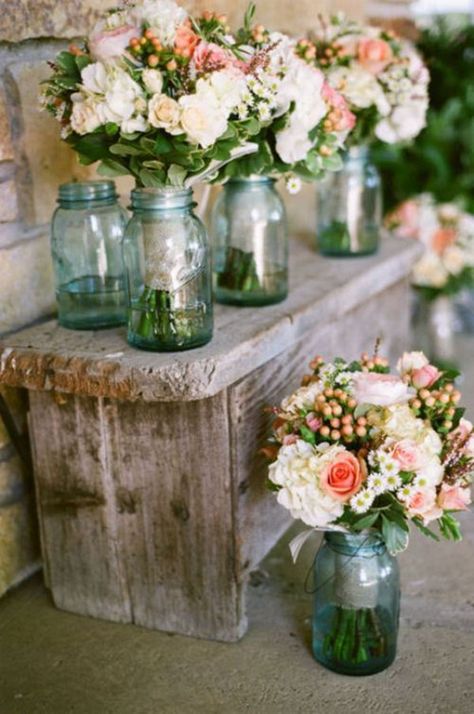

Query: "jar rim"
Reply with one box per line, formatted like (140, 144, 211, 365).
(227, 174, 274, 185)
(131, 186, 193, 210)
(58, 180, 117, 203)
(324, 530, 386, 554)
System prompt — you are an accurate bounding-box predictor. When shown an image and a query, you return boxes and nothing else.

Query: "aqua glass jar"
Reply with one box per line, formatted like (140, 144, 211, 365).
(312, 532, 400, 676)
(51, 180, 127, 329)
(211, 176, 288, 306)
(123, 187, 213, 352)
(316, 147, 382, 256)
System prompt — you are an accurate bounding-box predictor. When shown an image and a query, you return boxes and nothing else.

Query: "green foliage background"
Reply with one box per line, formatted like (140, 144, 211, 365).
(372, 19, 474, 213)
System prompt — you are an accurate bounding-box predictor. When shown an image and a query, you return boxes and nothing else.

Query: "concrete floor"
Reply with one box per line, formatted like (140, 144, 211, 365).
(1, 336, 473, 714)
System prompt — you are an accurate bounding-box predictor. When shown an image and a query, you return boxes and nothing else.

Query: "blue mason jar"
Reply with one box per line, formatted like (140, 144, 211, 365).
(312, 532, 400, 675)
(316, 147, 382, 256)
(122, 187, 213, 352)
(51, 180, 127, 329)
(211, 176, 288, 306)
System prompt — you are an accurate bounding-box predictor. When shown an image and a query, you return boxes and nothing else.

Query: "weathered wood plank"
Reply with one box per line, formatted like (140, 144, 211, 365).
(28, 391, 132, 623)
(0, 236, 421, 402)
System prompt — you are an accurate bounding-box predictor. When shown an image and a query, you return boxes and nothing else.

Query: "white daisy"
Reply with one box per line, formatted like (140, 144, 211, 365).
(350, 488, 376, 514)
(286, 176, 302, 195)
(367, 473, 386, 495)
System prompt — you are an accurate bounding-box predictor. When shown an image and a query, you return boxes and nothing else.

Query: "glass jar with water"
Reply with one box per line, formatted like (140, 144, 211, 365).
(51, 181, 127, 329)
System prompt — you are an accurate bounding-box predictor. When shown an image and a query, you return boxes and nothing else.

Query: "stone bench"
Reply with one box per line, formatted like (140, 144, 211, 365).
(0, 233, 419, 641)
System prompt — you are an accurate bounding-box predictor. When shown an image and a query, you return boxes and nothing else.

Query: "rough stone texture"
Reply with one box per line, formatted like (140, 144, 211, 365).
(0, 91, 14, 162)
(0, 1, 365, 42)
(0, 235, 421, 402)
(0, 233, 55, 335)
(0, 497, 39, 595)
(0, 178, 18, 223)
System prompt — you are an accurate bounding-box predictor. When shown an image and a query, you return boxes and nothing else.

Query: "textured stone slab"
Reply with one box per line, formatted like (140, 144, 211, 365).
(0, 235, 420, 402)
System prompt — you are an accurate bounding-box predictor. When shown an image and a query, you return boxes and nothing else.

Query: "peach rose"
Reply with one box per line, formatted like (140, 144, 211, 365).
(432, 227, 456, 255)
(407, 488, 442, 523)
(352, 372, 414, 407)
(438, 483, 471, 511)
(357, 38, 393, 75)
(193, 41, 230, 72)
(411, 364, 441, 389)
(392, 439, 423, 472)
(174, 22, 199, 59)
(320, 451, 364, 502)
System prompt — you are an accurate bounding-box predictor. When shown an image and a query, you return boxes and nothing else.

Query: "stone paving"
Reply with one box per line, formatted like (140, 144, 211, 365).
(0, 336, 473, 714)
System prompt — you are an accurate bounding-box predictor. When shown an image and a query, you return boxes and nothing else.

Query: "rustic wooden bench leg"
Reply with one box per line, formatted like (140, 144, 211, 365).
(29, 390, 247, 641)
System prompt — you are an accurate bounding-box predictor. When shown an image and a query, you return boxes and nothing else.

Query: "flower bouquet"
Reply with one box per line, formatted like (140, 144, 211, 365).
(298, 13, 429, 255)
(209, 5, 355, 305)
(41, 0, 282, 348)
(265, 348, 473, 674)
(388, 197, 474, 362)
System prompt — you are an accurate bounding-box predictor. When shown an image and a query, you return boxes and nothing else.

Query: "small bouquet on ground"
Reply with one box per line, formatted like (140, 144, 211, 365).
(387, 196, 474, 300)
(265, 348, 473, 672)
(299, 13, 429, 146)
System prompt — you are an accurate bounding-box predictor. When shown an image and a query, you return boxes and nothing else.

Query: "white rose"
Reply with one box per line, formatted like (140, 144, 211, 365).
(142, 68, 164, 95)
(178, 91, 228, 148)
(148, 94, 182, 134)
(206, 70, 247, 115)
(281, 382, 323, 415)
(121, 116, 148, 133)
(413, 251, 449, 288)
(443, 246, 466, 275)
(417, 457, 444, 487)
(70, 94, 105, 134)
(276, 124, 312, 164)
(397, 351, 429, 374)
(132, 0, 187, 46)
(89, 15, 139, 62)
(375, 101, 427, 143)
(352, 372, 414, 407)
(78, 62, 145, 131)
(81, 61, 109, 94)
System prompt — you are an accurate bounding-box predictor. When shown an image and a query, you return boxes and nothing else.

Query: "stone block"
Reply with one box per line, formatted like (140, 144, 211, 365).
(0, 453, 27, 506)
(0, 497, 39, 596)
(0, 233, 55, 334)
(0, 178, 18, 223)
(0, 92, 14, 162)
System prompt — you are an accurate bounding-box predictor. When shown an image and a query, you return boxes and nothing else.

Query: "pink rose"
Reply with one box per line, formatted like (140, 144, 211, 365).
(306, 413, 322, 432)
(322, 82, 356, 133)
(407, 489, 442, 524)
(193, 42, 230, 72)
(320, 451, 364, 502)
(438, 483, 471, 511)
(357, 38, 393, 75)
(392, 439, 423, 472)
(89, 22, 139, 62)
(411, 364, 441, 389)
(352, 372, 414, 407)
(283, 434, 298, 446)
(174, 22, 199, 59)
(387, 200, 420, 239)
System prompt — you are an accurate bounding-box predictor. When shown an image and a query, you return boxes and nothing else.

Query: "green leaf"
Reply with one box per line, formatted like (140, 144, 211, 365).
(97, 159, 130, 177)
(139, 168, 165, 188)
(412, 517, 440, 541)
(299, 425, 316, 445)
(167, 163, 187, 187)
(154, 133, 173, 155)
(105, 123, 119, 137)
(109, 143, 143, 157)
(381, 514, 410, 555)
(352, 511, 380, 532)
(354, 403, 371, 419)
(439, 513, 462, 541)
(55, 51, 78, 76)
(75, 55, 91, 73)
(71, 133, 111, 162)
(267, 479, 281, 493)
(142, 160, 165, 170)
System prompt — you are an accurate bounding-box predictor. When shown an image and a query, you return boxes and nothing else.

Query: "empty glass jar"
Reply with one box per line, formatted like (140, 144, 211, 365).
(211, 176, 288, 306)
(312, 532, 400, 676)
(316, 147, 382, 256)
(51, 180, 127, 329)
(122, 187, 213, 352)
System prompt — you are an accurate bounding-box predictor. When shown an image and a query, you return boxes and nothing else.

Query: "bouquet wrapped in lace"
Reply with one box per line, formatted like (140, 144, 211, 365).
(265, 348, 473, 673)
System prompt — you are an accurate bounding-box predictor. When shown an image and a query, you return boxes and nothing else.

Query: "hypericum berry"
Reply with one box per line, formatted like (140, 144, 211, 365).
(342, 425, 353, 437)
(451, 390, 461, 403)
(341, 415, 353, 425)
(148, 54, 159, 67)
(322, 406, 332, 417)
(331, 429, 341, 441)
(166, 59, 178, 71)
(320, 425, 330, 438)
(355, 426, 367, 438)
(324, 388, 334, 398)
(419, 389, 430, 400)
(425, 397, 436, 408)
(411, 399, 422, 410)
(443, 420, 453, 430)
(332, 405, 343, 417)
(439, 393, 450, 404)
(347, 398, 357, 409)
(330, 418, 341, 429)
(145, 29, 155, 40)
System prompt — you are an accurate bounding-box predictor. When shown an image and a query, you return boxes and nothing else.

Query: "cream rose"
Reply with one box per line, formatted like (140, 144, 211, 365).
(352, 372, 414, 407)
(142, 69, 164, 95)
(70, 95, 105, 134)
(148, 94, 182, 134)
(178, 92, 228, 148)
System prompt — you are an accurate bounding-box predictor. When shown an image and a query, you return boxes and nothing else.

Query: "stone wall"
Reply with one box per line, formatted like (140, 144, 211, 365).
(0, 0, 370, 596)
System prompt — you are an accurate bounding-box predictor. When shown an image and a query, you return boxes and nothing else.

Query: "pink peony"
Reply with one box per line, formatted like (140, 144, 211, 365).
(407, 488, 442, 524)
(193, 42, 231, 72)
(352, 372, 414, 407)
(438, 483, 471, 511)
(392, 439, 424, 472)
(174, 22, 199, 59)
(89, 22, 139, 62)
(411, 364, 441, 389)
(357, 37, 393, 75)
(320, 451, 364, 502)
